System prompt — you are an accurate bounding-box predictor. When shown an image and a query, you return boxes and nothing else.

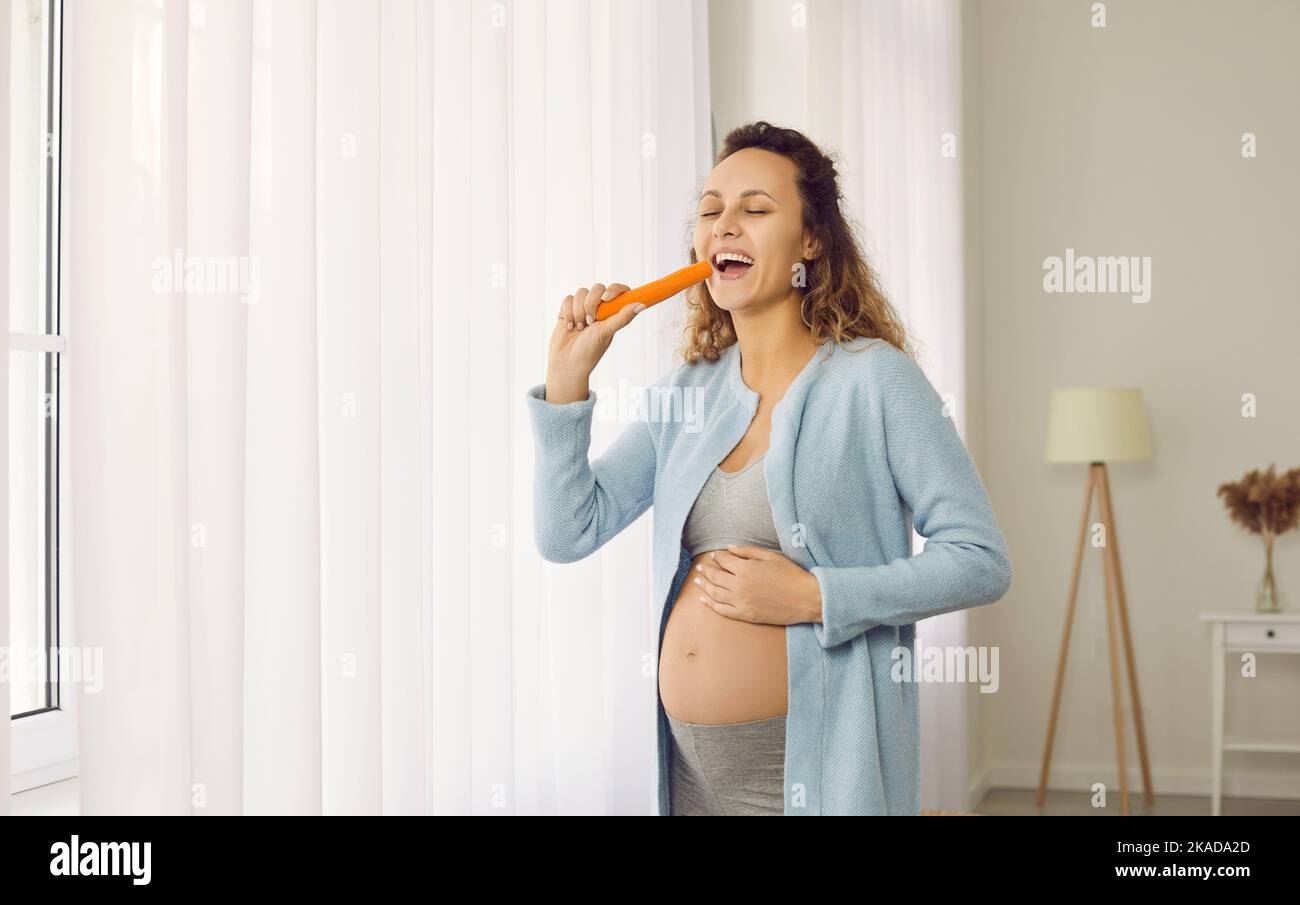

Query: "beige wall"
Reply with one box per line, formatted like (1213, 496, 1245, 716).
(969, 0, 1300, 801)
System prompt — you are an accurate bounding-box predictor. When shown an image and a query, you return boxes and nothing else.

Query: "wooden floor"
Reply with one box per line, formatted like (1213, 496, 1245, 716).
(976, 787, 1300, 816)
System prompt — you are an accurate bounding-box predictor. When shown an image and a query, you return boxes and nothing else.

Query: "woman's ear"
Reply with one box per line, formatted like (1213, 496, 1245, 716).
(801, 230, 823, 261)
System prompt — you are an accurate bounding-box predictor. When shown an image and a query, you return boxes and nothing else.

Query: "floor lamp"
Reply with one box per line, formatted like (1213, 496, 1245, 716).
(1037, 388, 1155, 815)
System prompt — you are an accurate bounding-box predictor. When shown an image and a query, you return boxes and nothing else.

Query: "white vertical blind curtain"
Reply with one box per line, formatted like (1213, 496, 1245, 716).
(805, 0, 972, 810)
(59, 0, 709, 815)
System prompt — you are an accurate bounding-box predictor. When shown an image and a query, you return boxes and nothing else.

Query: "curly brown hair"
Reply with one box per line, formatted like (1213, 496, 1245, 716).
(678, 121, 914, 365)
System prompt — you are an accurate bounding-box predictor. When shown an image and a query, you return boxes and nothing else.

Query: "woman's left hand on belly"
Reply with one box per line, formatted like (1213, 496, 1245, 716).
(692, 545, 823, 627)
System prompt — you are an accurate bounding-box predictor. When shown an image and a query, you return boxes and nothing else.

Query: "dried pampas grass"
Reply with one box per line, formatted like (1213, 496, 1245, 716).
(1217, 464, 1300, 542)
(1218, 464, 1300, 610)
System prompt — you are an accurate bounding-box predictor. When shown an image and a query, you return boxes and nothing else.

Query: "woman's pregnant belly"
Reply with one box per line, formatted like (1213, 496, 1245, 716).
(658, 549, 788, 724)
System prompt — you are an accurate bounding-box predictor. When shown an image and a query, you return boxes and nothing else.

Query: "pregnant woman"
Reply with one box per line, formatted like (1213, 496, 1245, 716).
(525, 121, 1012, 816)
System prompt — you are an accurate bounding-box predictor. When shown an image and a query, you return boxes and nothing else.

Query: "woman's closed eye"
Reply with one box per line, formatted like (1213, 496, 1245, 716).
(699, 209, 768, 218)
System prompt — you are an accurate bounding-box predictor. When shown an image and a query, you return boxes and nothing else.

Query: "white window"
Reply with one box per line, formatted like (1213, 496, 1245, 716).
(9, 0, 75, 793)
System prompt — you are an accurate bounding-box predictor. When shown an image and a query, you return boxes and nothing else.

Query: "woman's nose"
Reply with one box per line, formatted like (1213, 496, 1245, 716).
(712, 204, 742, 238)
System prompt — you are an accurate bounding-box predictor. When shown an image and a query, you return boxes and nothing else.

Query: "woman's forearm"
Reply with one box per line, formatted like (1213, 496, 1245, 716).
(523, 381, 657, 563)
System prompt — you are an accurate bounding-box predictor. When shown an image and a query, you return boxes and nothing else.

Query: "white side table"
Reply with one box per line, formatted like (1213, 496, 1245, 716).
(1200, 612, 1300, 815)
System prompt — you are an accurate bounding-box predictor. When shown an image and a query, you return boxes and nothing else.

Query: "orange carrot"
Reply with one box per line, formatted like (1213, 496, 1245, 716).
(595, 259, 714, 321)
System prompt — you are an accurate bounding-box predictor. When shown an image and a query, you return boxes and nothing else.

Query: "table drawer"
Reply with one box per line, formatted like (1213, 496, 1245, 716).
(1225, 621, 1300, 648)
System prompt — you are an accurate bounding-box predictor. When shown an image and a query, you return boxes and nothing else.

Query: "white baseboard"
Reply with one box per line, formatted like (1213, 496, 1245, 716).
(971, 761, 1300, 804)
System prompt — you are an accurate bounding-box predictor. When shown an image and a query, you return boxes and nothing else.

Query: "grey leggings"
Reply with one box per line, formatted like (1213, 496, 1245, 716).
(666, 713, 786, 815)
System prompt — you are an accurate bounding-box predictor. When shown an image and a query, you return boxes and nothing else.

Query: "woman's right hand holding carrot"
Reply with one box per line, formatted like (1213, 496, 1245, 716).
(545, 282, 645, 404)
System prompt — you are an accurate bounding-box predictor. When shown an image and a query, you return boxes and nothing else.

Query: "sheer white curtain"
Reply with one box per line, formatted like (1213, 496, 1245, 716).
(805, 0, 972, 810)
(59, 0, 709, 815)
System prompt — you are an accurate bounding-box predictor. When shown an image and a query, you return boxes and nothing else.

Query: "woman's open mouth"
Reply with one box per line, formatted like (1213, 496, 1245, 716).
(712, 249, 755, 281)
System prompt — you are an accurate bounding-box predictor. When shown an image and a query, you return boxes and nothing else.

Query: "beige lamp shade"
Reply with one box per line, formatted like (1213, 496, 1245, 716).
(1044, 388, 1153, 463)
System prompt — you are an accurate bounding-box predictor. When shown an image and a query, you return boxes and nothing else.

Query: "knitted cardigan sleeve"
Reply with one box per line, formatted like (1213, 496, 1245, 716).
(524, 382, 657, 563)
(809, 347, 1013, 649)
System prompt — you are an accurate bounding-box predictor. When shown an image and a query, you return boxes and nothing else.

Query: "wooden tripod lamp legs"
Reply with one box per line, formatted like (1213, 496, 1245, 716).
(1036, 463, 1154, 814)
(1036, 465, 1095, 807)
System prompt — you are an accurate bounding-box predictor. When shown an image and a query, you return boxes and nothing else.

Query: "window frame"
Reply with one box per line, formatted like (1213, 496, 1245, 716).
(9, 0, 76, 795)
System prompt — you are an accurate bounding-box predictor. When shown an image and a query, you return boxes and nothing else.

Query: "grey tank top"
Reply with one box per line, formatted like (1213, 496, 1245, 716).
(681, 453, 784, 558)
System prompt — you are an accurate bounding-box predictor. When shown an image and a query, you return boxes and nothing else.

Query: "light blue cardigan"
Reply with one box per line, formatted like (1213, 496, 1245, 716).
(524, 335, 1012, 815)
